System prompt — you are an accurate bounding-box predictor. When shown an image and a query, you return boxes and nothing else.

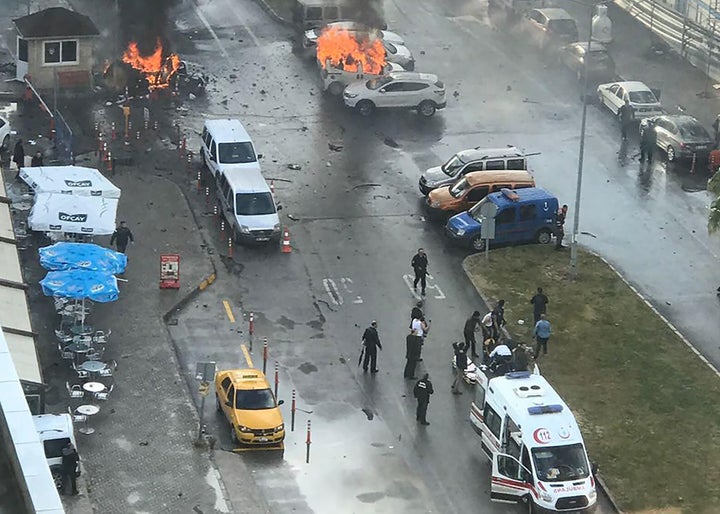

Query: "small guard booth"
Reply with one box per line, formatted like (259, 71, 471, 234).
(13, 7, 100, 91)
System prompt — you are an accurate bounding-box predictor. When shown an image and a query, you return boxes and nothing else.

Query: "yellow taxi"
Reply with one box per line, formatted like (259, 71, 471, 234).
(215, 368, 285, 447)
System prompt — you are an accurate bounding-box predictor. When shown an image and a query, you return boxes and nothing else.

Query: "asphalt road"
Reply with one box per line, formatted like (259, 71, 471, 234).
(160, 0, 720, 511)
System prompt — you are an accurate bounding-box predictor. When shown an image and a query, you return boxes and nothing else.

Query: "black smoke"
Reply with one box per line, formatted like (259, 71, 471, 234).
(344, 0, 386, 29)
(118, 0, 179, 55)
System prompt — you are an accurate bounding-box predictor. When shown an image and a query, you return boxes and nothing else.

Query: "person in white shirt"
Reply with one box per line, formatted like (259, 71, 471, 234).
(488, 343, 512, 374)
(410, 317, 429, 361)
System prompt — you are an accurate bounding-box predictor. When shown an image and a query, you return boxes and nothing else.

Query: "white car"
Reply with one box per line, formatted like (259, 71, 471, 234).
(0, 115, 10, 152)
(383, 40, 415, 70)
(597, 81, 663, 120)
(321, 60, 404, 96)
(302, 21, 405, 57)
(343, 72, 447, 117)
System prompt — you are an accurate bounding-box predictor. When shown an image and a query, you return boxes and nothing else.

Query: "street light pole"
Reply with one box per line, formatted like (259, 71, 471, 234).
(570, 5, 596, 277)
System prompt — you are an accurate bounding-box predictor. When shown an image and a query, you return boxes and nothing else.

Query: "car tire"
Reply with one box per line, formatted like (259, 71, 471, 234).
(328, 82, 344, 96)
(231, 426, 239, 444)
(418, 101, 436, 118)
(667, 145, 676, 162)
(536, 229, 552, 245)
(1, 135, 8, 152)
(471, 236, 486, 252)
(357, 100, 374, 116)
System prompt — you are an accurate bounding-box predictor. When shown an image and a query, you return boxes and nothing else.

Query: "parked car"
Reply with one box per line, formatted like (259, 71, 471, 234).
(343, 72, 446, 117)
(640, 115, 714, 162)
(0, 115, 10, 152)
(215, 368, 285, 447)
(597, 81, 663, 119)
(321, 60, 404, 96)
(558, 42, 615, 83)
(383, 41, 415, 70)
(520, 8, 579, 52)
(419, 146, 529, 195)
(445, 187, 558, 251)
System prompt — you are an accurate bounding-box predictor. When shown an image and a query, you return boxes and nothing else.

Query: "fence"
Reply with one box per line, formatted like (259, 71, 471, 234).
(614, 0, 720, 85)
(54, 109, 73, 165)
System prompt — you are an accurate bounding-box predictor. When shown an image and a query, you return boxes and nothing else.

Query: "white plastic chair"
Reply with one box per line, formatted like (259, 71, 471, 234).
(67, 406, 87, 424)
(95, 383, 114, 401)
(98, 359, 117, 377)
(66, 381, 85, 399)
(58, 343, 74, 360)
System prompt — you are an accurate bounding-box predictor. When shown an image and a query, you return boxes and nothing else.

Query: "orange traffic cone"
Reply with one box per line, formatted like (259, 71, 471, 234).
(281, 228, 292, 253)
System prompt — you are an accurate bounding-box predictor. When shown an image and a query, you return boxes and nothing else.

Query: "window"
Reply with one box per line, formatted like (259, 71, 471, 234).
(519, 204, 537, 221)
(615, 87, 625, 99)
(491, 184, 511, 193)
(43, 40, 78, 65)
(403, 82, 429, 92)
(628, 90, 658, 103)
(227, 385, 235, 402)
(608, 84, 619, 94)
(306, 7, 322, 20)
(0, 118, 5, 129)
(506, 158, 526, 170)
(485, 160, 505, 170)
(484, 404, 502, 438)
(498, 455, 521, 479)
(235, 192, 276, 216)
(43, 438, 71, 459)
(221, 377, 232, 390)
(210, 139, 217, 160)
(218, 142, 256, 164)
(325, 6, 339, 19)
(532, 443, 590, 481)
(467, 186, 490, 202)
(18, 38, 28, 62)
(382, 82, 404, 92)
(496, 207, 516, 225)
(235, 388, 276, 409)
(474, 385, 486, 409)
(465, 163, 484, 173)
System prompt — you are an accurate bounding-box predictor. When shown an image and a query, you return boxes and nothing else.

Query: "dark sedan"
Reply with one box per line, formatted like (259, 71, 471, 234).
(640, 115, 714, 162)
(558, 42, 615, 83)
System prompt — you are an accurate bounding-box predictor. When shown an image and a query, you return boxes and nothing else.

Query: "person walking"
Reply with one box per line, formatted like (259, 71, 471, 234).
(618, 98, 635, 141)
(30, 150, 43, 167)
(451, 342, 467, 394)
(12, 139, 25, 180)
(61, 442, 80, 495)
(555, 204, 568, 250)
(491, 300, 506, 340)
(411, 248, 429, 296)
(110, 221, 134, 253)
(413, 373, 434, 425)
(639, 119, 656, 163)
(404, 329, 423, 379)
(533, 314, 552, 359)
(463, 311, 482, 358)
(361, 321, 382, 373)
(530, 287, 549, 325)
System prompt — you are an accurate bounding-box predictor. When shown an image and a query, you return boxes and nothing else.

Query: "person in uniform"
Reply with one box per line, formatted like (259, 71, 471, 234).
(411, 248, 429, 296)
(451, 342, 467, 395)
(463, 311, 482, 358)
(361, 321, 382, 373)
(413, 373, 434, 425)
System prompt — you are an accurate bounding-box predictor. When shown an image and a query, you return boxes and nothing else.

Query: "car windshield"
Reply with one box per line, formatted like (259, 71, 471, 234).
(628, 90, 657, 104)
(367, 76, 393, 90)
(235, 388, 276, 410)
(235, 192, 276, 216)
(450, 178, 469, 198)
(548, 19, 576, 35)
(218, 142, 257, 164)
(468, 197, 490, 221)
(532, 443, 590, 482)
(441, 155, 466, 177)
(678, 122, 710, 139)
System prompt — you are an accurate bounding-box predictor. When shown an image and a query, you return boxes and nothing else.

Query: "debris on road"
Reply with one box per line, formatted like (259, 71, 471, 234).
(328, 142, 343, 151)
(287, 164, 301, 170)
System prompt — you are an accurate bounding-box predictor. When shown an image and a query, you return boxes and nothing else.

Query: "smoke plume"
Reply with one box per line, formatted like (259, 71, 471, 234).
(118, 0, 179, 55)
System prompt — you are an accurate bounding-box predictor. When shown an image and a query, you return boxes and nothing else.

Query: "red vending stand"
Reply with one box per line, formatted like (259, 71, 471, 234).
(160, 254, 180, 289)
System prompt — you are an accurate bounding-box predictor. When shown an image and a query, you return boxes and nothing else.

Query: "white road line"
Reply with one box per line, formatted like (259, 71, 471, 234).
(221, 0, 263, 48)
(190, 2, 231, 59)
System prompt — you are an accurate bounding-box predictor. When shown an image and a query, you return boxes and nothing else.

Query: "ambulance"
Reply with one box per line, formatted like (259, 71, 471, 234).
(470, 371, 597, 513)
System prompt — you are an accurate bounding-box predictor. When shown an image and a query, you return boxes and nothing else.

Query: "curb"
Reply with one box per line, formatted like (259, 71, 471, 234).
(162, 270, 217, 322)
(460, 255, 621, 514)
(251, 0, 294, 28)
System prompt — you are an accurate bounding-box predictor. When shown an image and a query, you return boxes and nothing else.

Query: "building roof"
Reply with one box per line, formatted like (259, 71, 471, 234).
(14, 7, 99, 39)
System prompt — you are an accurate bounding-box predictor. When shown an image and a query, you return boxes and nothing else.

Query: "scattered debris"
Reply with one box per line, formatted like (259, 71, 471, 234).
(506, 85, 512, 91)
(383, 137, 399, 148)
(353, 183, 381, 189)
(287, 164, 301, 170)
(328, 142, 343, 151)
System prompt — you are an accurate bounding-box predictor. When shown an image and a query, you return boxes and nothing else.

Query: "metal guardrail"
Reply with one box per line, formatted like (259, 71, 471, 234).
(614, 0, 720, 84)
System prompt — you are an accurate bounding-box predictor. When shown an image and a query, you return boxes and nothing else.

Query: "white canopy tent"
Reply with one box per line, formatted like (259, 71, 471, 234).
(20, 166, 121, 199)
(28, 193, 118, 235)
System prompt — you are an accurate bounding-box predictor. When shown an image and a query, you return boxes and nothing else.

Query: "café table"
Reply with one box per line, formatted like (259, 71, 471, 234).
(65, 341, 91, 364)
(70, 325, 94, 336)
(76, 405, 100, 434)
(79, 362, 107, 376)
(82, 381, 106, 394)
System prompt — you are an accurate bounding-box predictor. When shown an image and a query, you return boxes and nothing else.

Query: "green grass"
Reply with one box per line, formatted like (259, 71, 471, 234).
(464, 246, 720, 514)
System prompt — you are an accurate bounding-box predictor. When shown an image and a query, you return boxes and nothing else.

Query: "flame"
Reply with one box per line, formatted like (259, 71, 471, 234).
(316, 27, 386, 75)
(122, 38, 181, 90)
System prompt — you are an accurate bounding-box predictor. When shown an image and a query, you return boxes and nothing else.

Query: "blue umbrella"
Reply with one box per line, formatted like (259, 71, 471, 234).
(40, 270, 119, 304)
(39, 242, 127, 274)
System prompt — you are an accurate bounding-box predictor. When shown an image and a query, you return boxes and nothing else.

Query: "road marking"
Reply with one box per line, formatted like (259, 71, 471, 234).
(340, 277, 363, 304)
(223, 300, 236, 323)
(190, 2, 231, 58)
(323, 277, 364, 305)
(241, 344, 254, 368)
(220, 0, 262, 48)
(403, 273, 446, 300)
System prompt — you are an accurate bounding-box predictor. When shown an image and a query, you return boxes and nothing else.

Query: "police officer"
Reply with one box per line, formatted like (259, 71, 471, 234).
(554, 205, 568, 250)
(463, 311, 482, 358)
(361, 321, 382, 373)
(413, 373, 434, 425)
(639, 120, 656, 163)
(411, 248, 429, 296)
(451, 342, 467, 394)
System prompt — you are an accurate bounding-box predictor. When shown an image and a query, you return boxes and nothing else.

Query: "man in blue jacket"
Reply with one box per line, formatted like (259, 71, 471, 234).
(533, 314, 552, 359)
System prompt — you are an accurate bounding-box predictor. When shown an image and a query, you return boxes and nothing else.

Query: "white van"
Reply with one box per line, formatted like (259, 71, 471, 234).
(200, 119, 262, 178)
(216, 170, 282, 244)
(470, 371, 597, 512)
(33, 413, 78, 490)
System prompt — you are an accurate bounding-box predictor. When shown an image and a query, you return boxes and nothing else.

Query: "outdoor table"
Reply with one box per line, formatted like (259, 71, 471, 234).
(65, 341, 91, 364)
(76, 405, 100, 434)
(82, 381, 106, 394)
(70, 325, 94, 336)
(79, 362, 107, 375)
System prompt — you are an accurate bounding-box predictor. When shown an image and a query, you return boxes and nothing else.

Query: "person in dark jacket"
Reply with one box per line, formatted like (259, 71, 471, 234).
(413, 373, 434, 425)
(361, 321, 382, 373)
(530, 287, 549, 325)
(30, 150, 43, 167)
(451, 342, 467, 394)
(411, 248, 428, 296)
(555, 204, 568, 250)
(618, 99, 635, 141)
(110, 221, 134, 253)
(12, 139, 25, 180)
(491, 300, 506, 340)
(404, 329, 422, 379)
(639, 120, 657, 163)
(463, 311, 482, 358)
(61, 442, 80, 495)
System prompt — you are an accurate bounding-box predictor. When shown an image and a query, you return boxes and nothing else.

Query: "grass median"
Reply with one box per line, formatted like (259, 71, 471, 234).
(464, 245, 720, 514)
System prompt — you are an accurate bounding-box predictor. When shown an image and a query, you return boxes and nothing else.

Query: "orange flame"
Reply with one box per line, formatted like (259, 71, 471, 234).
(122, 38, 181, 90)
(316, 27, 386, 75)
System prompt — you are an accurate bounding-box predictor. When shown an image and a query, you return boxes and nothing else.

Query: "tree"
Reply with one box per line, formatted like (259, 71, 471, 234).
(710, 171, 720, 233)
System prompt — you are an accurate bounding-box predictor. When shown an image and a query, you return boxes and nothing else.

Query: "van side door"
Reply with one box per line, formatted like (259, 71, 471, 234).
(490, 453, 534, 504)
(464, 185, 490, 210)
(517, 202, 539, 242)
(493, 206, 517, 243)
(207, 136, 219, 176)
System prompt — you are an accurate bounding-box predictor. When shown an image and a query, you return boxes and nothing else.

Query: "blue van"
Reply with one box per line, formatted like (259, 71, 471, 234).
(445, 187, 559, 251)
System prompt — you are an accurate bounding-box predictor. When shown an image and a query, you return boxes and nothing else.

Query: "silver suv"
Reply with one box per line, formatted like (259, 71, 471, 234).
(343, 72, 446, 117)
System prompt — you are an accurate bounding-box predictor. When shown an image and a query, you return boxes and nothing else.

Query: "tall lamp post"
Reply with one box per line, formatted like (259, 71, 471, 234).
(569, 6, 597, 278)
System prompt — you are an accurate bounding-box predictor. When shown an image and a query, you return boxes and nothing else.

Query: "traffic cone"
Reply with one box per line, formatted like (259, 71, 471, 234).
(281, 228, 292, 253)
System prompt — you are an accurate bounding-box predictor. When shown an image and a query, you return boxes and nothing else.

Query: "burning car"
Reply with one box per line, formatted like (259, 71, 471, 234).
(302, 21, 404, 58)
